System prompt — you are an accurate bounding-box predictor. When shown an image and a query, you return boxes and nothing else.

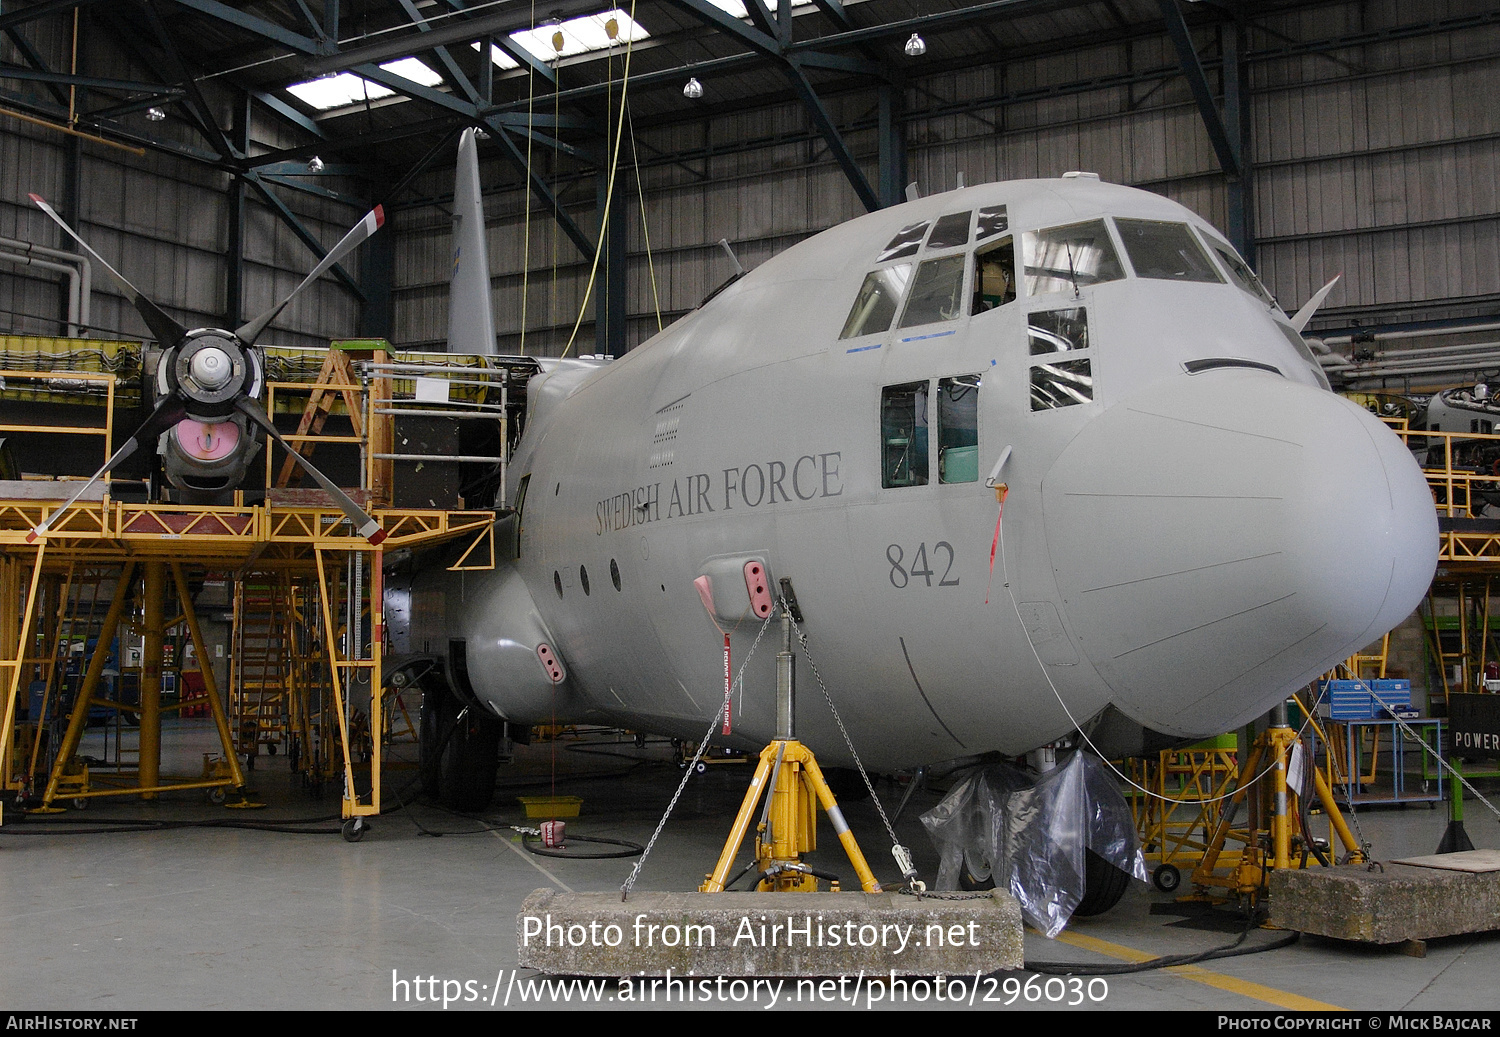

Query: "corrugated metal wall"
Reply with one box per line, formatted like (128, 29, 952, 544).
(385, 0, 1499, 356)
(2, 1, 1496, 354)
(0, 18, 364, 349)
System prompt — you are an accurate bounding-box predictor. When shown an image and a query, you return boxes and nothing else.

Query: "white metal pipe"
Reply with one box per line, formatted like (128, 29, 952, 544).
(0, 250, 81, 336)
(1320, 322, 1500, 346)
(0, 235, 91, 334)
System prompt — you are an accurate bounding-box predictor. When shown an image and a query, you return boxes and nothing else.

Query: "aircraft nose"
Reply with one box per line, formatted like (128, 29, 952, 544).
(1040, 370, 1438, 738)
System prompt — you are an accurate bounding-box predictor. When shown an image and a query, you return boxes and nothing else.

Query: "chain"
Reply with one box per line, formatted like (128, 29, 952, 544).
(786, 610, 910, 873)
(620, 610, 775, 900)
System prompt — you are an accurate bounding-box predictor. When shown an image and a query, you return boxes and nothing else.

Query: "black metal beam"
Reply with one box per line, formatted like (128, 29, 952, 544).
(491, 125, 597, 262)
(0, 0, 110, 34)
(164, 0, 327, 55)
(0, 64, 180, 94)
(1157, 0, 1239, 178)
(2, 25, 70, 108)
(242, 172, 366, 299)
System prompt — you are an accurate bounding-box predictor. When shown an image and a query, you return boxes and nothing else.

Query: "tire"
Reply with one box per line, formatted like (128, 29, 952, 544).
(1074, 849, 1131, 917)
(1152, 863, 1182, 893)
(437, 699, 501, 812)
(821, 766, 872, 802)
(418, 682, 446, 798)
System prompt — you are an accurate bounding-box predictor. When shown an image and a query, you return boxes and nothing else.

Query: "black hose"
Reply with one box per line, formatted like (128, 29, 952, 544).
(1025, 920, 1298, 976)
(521, 833, 643, 859)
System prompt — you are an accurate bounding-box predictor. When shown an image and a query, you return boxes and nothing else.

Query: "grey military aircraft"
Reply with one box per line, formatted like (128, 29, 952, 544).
(392, 168, 1441, 868)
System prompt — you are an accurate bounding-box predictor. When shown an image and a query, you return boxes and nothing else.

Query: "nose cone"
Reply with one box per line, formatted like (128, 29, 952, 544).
(1042, 370, 1437, 738)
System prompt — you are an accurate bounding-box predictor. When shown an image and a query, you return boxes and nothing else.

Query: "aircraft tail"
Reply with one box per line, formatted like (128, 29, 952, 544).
(447, 127, 497, 355)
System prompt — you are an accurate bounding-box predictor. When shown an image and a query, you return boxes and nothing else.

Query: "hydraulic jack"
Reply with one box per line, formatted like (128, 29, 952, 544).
(700, 605, 881, 893)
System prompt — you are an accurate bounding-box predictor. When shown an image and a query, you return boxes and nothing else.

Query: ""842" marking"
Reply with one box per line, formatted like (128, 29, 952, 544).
(887, 542, 960, 588)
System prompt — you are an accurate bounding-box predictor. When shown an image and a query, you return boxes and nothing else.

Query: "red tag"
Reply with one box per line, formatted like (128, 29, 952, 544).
(984, 497, 1006, 605)
(722, 633, 732, 735)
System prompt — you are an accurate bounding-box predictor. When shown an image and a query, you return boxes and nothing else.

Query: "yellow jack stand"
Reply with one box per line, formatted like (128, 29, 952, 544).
(700, 608, 881, 894)
(1191, 701, 1365, 903)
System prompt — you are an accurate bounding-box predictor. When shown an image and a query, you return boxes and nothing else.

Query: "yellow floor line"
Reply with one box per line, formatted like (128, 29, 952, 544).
(1049, 929, 1345, 1011)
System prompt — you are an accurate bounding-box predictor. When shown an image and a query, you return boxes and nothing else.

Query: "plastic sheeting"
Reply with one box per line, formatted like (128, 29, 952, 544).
(920, 752, 1148, 937)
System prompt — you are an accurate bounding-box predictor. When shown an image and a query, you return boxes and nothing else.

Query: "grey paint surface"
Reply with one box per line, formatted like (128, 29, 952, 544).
(406, 176, 1439, 770)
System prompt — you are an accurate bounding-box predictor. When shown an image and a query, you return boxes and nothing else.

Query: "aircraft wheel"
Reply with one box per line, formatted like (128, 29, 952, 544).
(821, 767, 872, 802)
(418, 682, 446, 798)
(438, 700, 501, 812)
(1074, 850, 1131, 916)
(1152, 863, 1182, 893)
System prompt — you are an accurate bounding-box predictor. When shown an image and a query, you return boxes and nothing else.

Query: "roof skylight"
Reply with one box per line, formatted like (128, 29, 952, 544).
(286, 72, 394, 111)
(702, 0, 814, 19)
(472, 41, 522, 71)
(378, 57, 444, 87)
(508, 9, 648, 62)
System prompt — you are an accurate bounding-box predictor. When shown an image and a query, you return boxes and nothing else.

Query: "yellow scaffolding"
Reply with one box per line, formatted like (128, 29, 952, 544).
(0, 348, 498, 826)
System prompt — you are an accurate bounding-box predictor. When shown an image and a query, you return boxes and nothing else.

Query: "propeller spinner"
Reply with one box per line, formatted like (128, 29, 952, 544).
(25, 195, 388, 546)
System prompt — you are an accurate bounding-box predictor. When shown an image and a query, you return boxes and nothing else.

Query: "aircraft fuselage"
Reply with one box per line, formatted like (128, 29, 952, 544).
(403, 176, 1438, 770)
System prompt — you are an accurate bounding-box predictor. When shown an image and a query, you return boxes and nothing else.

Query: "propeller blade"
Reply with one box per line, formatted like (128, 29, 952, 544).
(235, 397, 386, 545)
(235, 205, 385, 345)
(1290, 273, 1342, 333)
(29, 193, 187, 346)
(27, 392, 186, 542)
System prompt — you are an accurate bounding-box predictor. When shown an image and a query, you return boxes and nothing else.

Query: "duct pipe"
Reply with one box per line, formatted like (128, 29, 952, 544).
(0, 236, 91, 331)
(1321, 322, 1500, 347)
(0, 250, 82, 335)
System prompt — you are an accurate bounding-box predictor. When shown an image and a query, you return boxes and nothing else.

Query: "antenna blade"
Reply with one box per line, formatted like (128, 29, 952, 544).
(27, 392, 186, 541)
(717, 238, 744, 277)
(30, 193, 186, 346)
(235, 205, 385, 345)
(1290, 273, 1342, 333)
(236, 397, 386, 545)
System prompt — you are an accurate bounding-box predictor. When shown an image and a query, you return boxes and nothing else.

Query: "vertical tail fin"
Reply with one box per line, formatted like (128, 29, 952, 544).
(448, 127, 498, 355)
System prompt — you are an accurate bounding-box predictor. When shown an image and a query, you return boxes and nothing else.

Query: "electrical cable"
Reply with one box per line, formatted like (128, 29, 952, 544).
(1024, 922, 1299, 976)
(521, 832, 642, 859)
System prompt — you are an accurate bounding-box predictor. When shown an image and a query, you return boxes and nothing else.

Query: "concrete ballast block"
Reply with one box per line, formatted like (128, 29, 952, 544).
(1270, 857, 1500, 943)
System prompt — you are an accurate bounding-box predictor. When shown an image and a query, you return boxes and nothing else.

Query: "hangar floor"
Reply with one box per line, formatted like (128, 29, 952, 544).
(2, 716, 1497, 1013)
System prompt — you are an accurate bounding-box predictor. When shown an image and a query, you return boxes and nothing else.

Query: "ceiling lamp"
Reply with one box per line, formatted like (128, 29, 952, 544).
(146, 106, 166, 122)
(683, 76, 704, 99)
(904, 32, 927, 57)
(307, 155, 325, 173)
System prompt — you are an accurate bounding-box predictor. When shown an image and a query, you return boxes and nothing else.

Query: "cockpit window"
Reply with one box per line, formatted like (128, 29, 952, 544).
(926, 211, 972, 250)
(1200, 232, 1278, 307)
(938, 376, 980, 483)
(898, 255, 967, 329)
(840, 263, 913, 339)
(972, 237, 1016, 314)
(881, 382, 929, 487)
(877, 221, 930, 263)
(1031, 360, 1093, 410)
(1114, 219, 1223, 283)
(1022, 220, 1125, 296)
(1029, 308, 1092, 411)
(976, 205, 1008, 242)
(1028, 307, 1089, 354)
